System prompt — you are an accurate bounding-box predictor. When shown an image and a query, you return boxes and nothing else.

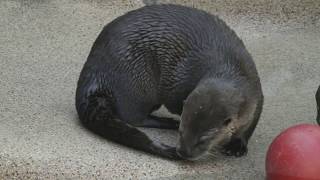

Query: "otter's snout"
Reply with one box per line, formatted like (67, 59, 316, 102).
(176, 144, 193, 159)
(176, 135, 195, 159)
(176, 136, 204, 160)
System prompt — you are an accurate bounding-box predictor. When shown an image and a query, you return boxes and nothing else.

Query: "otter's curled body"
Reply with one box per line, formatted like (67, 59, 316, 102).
(76, 4, 263, 159)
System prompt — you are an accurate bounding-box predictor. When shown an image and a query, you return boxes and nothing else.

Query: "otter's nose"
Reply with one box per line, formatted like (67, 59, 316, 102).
(177, 148, 193, 158)
(176, 144, 193, 158)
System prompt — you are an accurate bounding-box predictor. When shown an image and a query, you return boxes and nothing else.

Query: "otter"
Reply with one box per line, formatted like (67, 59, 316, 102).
(316, 85, 320, 124)
(75, 4, 263, 160)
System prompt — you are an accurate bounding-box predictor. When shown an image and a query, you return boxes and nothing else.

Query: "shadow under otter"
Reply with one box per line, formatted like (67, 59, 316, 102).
(75, 4, 264, 160)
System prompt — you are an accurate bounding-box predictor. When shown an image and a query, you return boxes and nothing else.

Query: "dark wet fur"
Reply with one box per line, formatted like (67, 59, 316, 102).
(316, 85, 320, 124)
(75, 4, 263, 159)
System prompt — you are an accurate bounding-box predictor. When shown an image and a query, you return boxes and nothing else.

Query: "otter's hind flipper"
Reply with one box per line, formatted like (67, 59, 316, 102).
(76, 90, 181, 160)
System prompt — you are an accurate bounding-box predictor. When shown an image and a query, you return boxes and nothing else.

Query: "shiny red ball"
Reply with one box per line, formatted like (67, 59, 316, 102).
(266, 124, 320, 180)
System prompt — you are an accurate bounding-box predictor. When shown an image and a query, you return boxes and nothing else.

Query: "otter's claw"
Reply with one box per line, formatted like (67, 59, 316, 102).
(153, 142, 182, 160)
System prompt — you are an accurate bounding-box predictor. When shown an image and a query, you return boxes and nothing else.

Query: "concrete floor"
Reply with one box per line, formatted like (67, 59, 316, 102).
(0, 0, 319, 179)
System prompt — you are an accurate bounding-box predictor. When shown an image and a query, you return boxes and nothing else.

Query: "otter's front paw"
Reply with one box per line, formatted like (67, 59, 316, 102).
(164, 146, 182, 160)
(221, 138, 248, 157)
(155, 142, 182, 160)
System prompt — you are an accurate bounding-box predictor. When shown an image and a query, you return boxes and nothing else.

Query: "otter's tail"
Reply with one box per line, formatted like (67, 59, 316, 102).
(76, 88, 180, 160)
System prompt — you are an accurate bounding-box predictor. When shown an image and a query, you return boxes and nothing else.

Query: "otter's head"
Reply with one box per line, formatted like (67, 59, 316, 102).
(177, 79, 245, 160)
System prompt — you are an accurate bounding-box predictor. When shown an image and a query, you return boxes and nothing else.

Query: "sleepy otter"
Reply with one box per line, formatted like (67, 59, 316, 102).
(316, 85, 320, 124)
(75, 4, 263, 160)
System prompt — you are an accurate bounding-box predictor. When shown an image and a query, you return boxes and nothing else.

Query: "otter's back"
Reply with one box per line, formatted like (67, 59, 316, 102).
(85, 4, 260, 102)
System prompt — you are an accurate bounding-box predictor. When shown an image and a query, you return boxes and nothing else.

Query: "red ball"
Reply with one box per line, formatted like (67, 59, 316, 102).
(266, 124, 320, 180)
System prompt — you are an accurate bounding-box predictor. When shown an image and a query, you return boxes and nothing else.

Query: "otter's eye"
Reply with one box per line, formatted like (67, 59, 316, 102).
(223, 118, 232, 126)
